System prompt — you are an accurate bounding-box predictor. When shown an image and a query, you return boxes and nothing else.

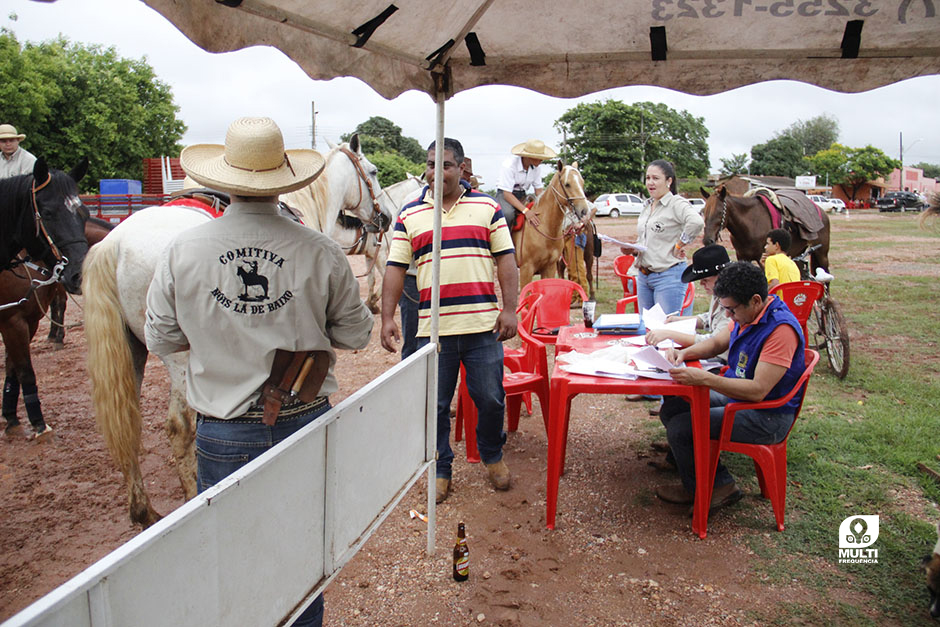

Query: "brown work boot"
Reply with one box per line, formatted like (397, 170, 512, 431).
(708, 482, 743, 512)
(435, 477, 451, 504)
(485, 460, 511, 491)
(656, 483, 694, 505)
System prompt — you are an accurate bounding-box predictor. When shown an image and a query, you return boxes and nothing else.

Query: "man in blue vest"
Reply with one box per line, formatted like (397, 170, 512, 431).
(655, 261, 805, 512)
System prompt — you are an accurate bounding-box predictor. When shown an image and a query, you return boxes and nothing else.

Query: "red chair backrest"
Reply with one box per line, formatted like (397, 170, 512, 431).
(778, 348, 820, 439)
(520, 279, 589, 331)
(613, 255, 636, 296)
(516, 300, 549, 378)
(681, 281, 695, 312)
(770, 281, 824, 340)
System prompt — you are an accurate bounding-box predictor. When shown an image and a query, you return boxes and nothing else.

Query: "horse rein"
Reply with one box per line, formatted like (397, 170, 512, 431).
(710, 196, 728, 243)
(338, 146, 386, 242)
(527, 167, 587, 242)
(0, 255, 66, 312)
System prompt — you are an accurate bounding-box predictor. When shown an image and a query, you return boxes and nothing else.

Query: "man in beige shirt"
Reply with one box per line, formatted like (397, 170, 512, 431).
(145, 117, 373, 627)
(0, 124, 37, 179)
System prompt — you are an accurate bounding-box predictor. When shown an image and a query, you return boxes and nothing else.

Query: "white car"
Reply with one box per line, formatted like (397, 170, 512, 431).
(687, 198, 706, 213)
(829, 198, 846, 213)
(808, 194, 838, 213)
(594, 193, 645, 217)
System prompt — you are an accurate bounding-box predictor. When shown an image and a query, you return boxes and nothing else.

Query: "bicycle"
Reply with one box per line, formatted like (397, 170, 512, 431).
(792, 245, 850, 379)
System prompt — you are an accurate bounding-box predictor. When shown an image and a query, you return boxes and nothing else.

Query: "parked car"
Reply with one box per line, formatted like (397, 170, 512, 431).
(807, 194, 838, 213)
(594, 192, 645, 217)
(829, 198, 846, 213)
(877, 191, 925, 212)
(687, 198, 706, 213)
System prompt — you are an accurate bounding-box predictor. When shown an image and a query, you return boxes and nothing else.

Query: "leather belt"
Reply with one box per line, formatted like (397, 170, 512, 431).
(638, 265, 653, 275)
(198, 396, 329, 424)
(638, 262, 681, 276)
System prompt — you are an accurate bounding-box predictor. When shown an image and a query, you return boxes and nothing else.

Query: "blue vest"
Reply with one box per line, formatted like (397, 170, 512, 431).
(724, 296, 806, 412)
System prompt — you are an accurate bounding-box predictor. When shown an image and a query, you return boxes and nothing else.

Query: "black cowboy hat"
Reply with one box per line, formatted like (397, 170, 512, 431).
(681, 244, 731, 283)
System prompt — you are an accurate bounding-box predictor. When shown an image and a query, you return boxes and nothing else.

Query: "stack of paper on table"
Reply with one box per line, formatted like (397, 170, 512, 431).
(559, 343, 683, 381)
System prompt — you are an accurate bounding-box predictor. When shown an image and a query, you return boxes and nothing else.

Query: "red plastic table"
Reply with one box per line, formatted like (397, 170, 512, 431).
(546, 326, 715, 538)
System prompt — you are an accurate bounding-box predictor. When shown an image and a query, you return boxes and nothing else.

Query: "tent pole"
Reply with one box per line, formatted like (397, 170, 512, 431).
(426, 88, 445, 556)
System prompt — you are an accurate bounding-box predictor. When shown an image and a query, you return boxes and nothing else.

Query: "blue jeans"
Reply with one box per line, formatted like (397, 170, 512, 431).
(660, 390, 794, 492)
(400, 274, 420, 360)
(637, 263, 690, 316)
(416, 331, 506, 478)
(196, 401, 331, 627)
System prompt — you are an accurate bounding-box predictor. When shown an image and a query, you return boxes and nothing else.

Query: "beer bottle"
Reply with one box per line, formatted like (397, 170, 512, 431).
(453, 522, 469, 581)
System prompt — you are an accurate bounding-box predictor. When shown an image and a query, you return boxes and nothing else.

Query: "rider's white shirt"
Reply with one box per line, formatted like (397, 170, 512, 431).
(496, 155, 544, 194)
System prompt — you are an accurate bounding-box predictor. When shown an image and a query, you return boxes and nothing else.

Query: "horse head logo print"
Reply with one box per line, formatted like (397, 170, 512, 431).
(236, 261, 269, 302)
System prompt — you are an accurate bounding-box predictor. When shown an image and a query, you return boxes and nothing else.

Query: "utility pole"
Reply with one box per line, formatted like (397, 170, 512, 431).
(899, 130, 903, 191)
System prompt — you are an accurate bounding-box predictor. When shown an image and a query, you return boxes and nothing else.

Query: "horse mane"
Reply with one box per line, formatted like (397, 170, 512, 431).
(0, 174, 36, 263)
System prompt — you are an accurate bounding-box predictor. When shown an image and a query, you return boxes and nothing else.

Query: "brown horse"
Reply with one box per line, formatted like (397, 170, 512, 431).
(46, 215, 114, 346)
(701, 186, 830, 273)
(514, 161, 593, 287)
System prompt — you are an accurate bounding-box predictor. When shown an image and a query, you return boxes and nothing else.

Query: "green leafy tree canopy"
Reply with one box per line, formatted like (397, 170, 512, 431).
(912, 162, 940, 179)
(748, 114, 840, 178)
(719, 153, 749, 176)
(0, 31, 185, 191)
(804, 143, 899, 200)
(342, 116, 425, 166)
(554, 100, 709, 197)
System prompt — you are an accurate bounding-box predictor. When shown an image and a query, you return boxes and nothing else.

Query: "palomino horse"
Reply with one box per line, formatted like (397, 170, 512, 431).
(1, 158, 90, 436)
(332, 174, 423, 312)
(702, 186, 830, 272)
(515, 161, 593, 287)
(83, 139, 389, 527)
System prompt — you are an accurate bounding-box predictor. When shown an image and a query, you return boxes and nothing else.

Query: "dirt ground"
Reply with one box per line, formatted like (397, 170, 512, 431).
(0, 214, 909, 625)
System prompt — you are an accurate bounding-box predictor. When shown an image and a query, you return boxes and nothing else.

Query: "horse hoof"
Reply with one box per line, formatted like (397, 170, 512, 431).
(33, 425, 54, 442)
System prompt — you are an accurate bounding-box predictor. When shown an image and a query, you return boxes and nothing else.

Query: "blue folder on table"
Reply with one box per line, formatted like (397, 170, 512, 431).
(592, 313, 646, 335)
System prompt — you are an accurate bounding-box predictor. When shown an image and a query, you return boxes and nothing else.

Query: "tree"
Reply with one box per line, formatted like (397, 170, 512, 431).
(368, 151, 424, 188)
(785, 114, 840, 157)
(913, 162, 940, 179)
(719, 153, 749, 176)
(554, 100, 709, 196)
(0, 31, 185, 191)
(749, 135, 804, 177)
(804, 144, 900, 201)
(748, 114, 840, 178)
(342, 116, 425, 164)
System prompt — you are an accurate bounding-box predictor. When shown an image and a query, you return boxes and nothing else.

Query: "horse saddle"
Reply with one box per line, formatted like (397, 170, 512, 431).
(260, 349, 330, 425)
(750, 188, 825, 241)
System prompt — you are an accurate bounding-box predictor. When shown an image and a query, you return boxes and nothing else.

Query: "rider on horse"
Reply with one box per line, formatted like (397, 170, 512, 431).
(495, 139, 557, 230)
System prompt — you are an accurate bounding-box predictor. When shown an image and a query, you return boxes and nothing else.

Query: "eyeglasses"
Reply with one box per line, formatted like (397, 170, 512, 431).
(720, 301, 745, 315)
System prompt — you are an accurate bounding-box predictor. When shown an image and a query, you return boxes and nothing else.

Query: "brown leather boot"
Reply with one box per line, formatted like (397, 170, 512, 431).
(485, 460, 511, 491)
(435, 477, 451, 504)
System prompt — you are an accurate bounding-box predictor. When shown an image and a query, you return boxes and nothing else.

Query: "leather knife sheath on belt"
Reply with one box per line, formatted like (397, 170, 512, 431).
(259, 349, 329, 425)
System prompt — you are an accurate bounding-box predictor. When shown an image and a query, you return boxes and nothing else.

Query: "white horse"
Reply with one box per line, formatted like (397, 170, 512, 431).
(327, 174, 423, 311)
(83, 137, 392, 527)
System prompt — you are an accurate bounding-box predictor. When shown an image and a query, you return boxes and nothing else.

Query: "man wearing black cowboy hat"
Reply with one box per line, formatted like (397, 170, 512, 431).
(645, 244, 731, 359)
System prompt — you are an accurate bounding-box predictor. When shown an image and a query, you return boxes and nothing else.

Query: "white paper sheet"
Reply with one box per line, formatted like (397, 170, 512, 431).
(598, 233, 647, 253)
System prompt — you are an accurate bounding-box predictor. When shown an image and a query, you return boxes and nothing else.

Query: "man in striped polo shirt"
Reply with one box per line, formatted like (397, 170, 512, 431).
(381, 137, 519, 504)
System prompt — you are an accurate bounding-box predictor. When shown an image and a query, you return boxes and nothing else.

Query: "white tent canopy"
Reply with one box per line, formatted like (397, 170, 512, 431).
(144, 0, 939, 99)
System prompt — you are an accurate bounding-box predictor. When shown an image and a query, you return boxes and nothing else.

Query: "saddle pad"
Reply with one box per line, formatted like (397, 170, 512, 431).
(775, 189, 825, 239)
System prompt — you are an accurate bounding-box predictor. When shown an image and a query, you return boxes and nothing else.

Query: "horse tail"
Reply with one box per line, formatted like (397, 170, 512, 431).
(82, 240, 144, 479)
(919, 199, 940, 230)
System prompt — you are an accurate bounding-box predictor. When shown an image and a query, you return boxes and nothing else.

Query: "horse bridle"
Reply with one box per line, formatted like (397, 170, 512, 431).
(0, 174, 78, 311)
(710, 195, 728, 243)
(338, 146, 387, 241)
(528, 167, 587, 242)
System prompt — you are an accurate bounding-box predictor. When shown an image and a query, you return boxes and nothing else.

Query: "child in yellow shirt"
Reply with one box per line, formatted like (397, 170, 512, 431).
(761, 228, 801, 289)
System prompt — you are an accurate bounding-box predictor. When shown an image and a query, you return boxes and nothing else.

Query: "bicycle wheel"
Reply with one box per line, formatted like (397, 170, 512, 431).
(806, 302, 827, 352)
(820, 298, 850, 379)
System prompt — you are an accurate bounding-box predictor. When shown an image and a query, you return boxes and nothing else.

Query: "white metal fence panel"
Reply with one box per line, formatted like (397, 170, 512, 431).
(4, 344, 435, 627)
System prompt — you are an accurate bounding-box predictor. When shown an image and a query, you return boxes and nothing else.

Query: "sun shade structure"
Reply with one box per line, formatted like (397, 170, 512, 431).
(143, 0, 939, 98)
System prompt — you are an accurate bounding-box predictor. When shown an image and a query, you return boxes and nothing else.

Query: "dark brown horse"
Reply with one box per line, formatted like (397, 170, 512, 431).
(701, 186, 830, 273)
(46, 214, 114, 345)
(1, 158, 90, 437)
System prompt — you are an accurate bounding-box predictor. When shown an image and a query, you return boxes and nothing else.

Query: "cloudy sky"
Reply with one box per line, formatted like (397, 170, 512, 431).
(5, 0, 940, 190)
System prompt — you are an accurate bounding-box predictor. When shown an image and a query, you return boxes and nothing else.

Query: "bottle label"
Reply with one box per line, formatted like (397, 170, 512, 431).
(455, 556, 469, 575)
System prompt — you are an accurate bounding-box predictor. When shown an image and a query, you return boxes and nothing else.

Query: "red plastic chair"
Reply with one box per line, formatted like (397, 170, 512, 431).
(503, 292, 542, 414)
(770, 281, 824, 340)
(455, 305, 551, 463)
(520, 279, 589, 345)
(616, 281, 694, 315)
(706, 349, 820, 532)
(613, 254, 637, 298)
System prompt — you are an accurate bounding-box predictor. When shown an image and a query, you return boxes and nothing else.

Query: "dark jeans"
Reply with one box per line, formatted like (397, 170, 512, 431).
(416, 331, 506, 478)
(196, 401, 331, 627)
(400, 274, 419, 360)
(659, 390, 794, 492)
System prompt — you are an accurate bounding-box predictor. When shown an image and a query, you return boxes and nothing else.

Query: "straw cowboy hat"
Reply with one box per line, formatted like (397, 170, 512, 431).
(511, 139, 557, 161)
(0, 124, 26, 141)
(681, 244, 731, 283)
(180, 117, 325, 196)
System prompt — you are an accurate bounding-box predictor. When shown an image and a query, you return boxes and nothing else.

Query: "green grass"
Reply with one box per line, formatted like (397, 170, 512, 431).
(600, 214, 940, 622)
